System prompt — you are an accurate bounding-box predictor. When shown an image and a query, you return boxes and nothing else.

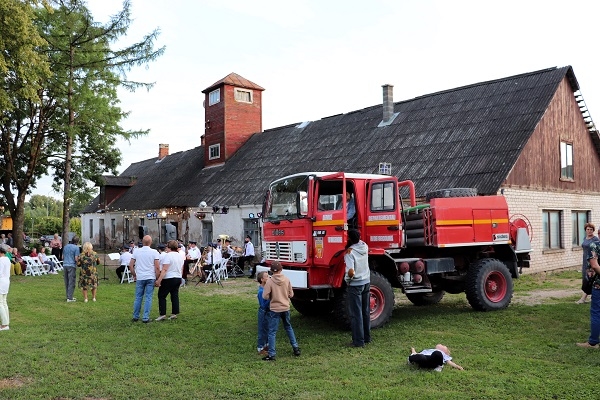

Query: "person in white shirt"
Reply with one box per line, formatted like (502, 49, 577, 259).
(129, 235, 160, 323)
(116, 247, 133, 281)
(240, 235, 256, 278)
(39, 247, 58, 274)
(0, 247, 11, 331)
(155, 240, 184, 321)
(183, 241, 200, 281)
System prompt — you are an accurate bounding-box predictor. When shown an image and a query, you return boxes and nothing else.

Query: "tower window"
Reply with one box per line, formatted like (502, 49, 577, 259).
(209, 89, 220, 106)
(209, 144, 220, 160)
(234, 88, 253, 103)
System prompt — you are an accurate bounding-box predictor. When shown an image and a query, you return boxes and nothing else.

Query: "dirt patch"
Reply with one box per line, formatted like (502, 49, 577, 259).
(0, 377, 32, 389)
(513, 288, 581, 306)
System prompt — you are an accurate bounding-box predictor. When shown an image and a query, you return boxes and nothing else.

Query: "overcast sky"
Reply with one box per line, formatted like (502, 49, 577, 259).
(33, 0, 600, 199)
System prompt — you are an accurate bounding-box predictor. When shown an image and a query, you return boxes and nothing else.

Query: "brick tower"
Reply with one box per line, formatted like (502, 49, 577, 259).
(201, 73, 265, 168)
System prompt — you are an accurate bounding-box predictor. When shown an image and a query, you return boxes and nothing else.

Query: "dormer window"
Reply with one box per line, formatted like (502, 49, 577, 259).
(209, 144, 220, 160)
(234, 88, 253, 103)
(209, 89, 220, 106)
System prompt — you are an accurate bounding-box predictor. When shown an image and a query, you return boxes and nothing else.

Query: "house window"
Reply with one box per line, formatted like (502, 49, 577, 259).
(124, 218, 129, 241)
(209, 144, 220, 160)
(111, 218, 116, 239)
(209, 89, 220, 106)
(370, 182, 396, 211)
(560, 141, 573, 180)
(89, 219, 93, 240)
(542, 210, 562, 249)
(572, 210, 591, 246)
(234, 88, 253, 103)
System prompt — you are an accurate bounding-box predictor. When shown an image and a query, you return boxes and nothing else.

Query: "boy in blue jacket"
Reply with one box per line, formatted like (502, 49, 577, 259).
(256, 271, 270, 354)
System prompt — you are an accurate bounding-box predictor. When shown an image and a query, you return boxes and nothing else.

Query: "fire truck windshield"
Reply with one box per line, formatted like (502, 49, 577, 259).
(265, 175, 309, 221)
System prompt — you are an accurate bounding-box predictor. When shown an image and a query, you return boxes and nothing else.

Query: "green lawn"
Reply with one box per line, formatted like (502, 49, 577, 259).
(0, 268, 595, 399)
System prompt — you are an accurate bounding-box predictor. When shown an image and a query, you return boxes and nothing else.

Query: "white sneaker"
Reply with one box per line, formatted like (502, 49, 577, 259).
(155, 315, 166, 321)
(66, 298, 77, 302)
(0, 326, 9, 331)
(84, 299, 88, 303)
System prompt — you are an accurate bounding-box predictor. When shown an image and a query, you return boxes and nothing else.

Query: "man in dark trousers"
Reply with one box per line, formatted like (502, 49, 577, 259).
(344, 229, 371, 347)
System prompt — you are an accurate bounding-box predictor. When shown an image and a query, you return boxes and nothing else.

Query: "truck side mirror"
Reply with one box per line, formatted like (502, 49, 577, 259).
(297, 191, 308, 216)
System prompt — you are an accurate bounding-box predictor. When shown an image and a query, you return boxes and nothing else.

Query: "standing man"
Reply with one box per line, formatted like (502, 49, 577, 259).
(578, 239, 600, 348)
(129, 235, 160, 323)
(262, 261, 300, 361)
(241, 235, 256, 278)
(344, 229, 371, 347)
(62, 237, 81, 302)
(50, 233, 62, 260)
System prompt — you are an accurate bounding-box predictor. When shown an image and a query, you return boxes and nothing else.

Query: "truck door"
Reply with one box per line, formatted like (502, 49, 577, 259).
(365, 178, 402, 249)
(312, 177, 347, 266)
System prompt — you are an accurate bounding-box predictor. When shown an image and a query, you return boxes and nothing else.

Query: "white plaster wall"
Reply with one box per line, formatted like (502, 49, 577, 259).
(501, 187, 600, 274)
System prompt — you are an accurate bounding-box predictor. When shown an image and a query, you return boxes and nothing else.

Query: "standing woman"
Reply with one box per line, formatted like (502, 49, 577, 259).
(578, 223, 600, 304)
(50, 233, 63, 261)
(155, 240, 184, 321)
(78, 242, 100, 303)
(0, 247, 11, 330)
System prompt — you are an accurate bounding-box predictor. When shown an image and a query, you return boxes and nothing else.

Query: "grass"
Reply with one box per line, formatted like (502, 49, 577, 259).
(0, 267, 595, 399)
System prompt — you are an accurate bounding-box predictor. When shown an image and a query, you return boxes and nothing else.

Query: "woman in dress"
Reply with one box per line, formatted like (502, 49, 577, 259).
(78, 242, 100, 303)
(578, 223, 600, 304)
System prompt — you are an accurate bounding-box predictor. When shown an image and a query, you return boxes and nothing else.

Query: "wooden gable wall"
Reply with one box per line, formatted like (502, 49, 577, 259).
(503, 77, 600, 192)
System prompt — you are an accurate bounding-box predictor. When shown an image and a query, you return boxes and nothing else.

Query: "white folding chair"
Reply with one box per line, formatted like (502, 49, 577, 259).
(22, 256, 43, 276)
(47, 255, 63, 271)
(31, 257, 49, 275)
(204, 264, 223, 287)
(121, 265, 135, 283)
(217, 258, 229, 281)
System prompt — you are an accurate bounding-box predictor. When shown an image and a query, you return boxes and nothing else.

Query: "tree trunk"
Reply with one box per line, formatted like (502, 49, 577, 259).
(61, 44, 75, 248)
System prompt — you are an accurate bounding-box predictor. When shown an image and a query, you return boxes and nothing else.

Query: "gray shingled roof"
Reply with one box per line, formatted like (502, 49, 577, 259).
(84, 66, 582, 213)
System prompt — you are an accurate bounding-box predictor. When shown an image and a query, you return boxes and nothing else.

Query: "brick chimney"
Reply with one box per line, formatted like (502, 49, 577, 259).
(382, 84, 394, 123)
(158, 143, 169, 160)
(201, 73, 265, 168)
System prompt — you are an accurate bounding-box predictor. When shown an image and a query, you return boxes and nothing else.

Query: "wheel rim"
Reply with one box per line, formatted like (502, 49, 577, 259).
(370, 286, 385, 319)
(485, 271, 507, 302)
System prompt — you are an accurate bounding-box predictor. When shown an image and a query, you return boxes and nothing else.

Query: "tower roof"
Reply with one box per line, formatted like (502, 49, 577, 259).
(202, 72, 265, 93)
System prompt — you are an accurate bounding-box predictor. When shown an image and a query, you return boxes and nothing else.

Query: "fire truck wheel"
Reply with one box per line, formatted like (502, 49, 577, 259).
(424, 188, 477, 202)
(332, 271, 394, 330)
(290, 299, 333, 317)
(406, 291, 445, 306)
(466, 258, 513, 311)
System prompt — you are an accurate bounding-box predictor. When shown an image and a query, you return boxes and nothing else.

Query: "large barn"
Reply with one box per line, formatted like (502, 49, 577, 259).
(82, 66, 600, 273)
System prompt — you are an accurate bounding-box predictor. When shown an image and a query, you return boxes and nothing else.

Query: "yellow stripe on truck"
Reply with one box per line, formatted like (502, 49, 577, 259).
(435, 219, 508, 226)
(313, 220, 346, 226)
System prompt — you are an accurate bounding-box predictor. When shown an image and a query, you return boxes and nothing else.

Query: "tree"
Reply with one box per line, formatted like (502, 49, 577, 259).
(0, 0, 52, 249)
(0, 0, 163, 249)
(38, 0, 164, 247)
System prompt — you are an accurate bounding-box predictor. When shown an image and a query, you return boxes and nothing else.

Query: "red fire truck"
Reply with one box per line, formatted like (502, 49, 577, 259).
(259, 172, 531, 328)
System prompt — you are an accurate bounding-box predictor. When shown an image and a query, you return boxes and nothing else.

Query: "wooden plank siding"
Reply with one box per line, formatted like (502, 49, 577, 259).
(503, 77, 600, 193)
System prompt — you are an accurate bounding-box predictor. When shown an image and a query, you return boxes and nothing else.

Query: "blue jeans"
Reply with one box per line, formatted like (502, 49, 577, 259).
(267, 310, 298, 357)
(588, 287, 600, 345)
(347, 283, 371, 346)
(257, 308, 269, 351)
(133, 279, 155, 321)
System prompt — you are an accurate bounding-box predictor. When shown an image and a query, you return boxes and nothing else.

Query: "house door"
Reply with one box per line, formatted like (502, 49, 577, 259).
(202, 222, 213, 245)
